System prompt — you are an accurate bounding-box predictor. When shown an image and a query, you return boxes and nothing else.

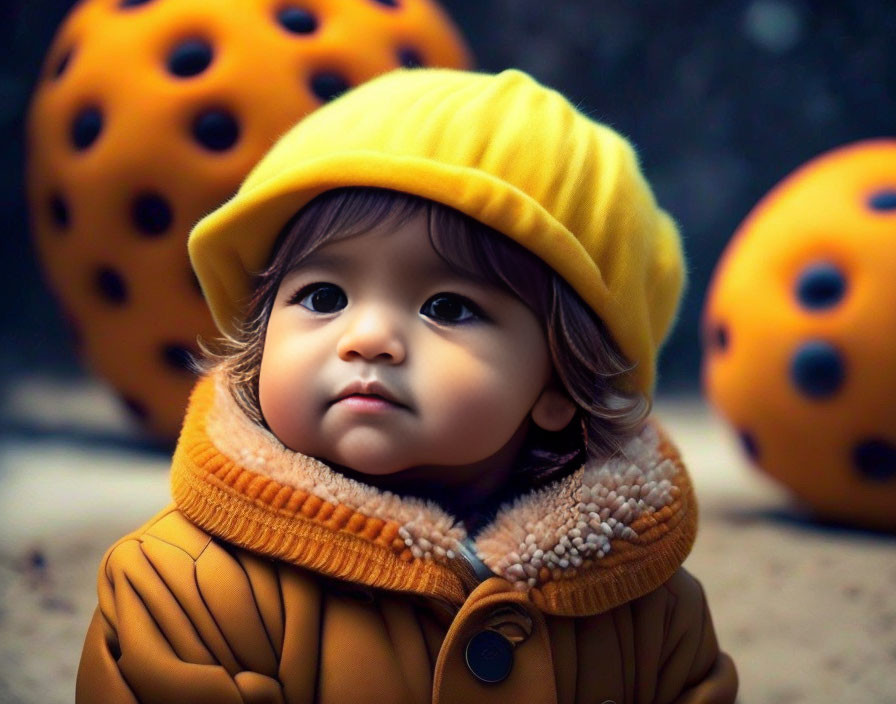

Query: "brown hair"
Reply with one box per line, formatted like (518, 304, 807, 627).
(202, 187, 650, 491)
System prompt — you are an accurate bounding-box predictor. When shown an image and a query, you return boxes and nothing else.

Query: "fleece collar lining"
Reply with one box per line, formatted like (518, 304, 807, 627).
(203, 372, 688, 592)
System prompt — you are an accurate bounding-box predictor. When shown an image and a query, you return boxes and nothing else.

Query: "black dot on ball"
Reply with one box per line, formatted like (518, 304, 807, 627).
(853, 439, 896, 482)
(703, 321, 728, 352)
(370, 0, 399, 7)
(796, 263, 846, 310)
(121, 395, 149, 421)
(132, 192, 173, 235)
(119, 0, 154, 8)
(739, 430, 760, 462)
(868, 189, 896, 212)
(277, 7, 318, 33)
(790, 340, 845, 399)
(398, 47, 424, 68)
(162, 344, 197, 374)
(167, 38, 213, 77)
(49, 193, 70, 229)
(71, 106, 103, 150)
(94, 266, 128, 304)
(310, 72, 350, 102)
(713, 323, 729, 352)
(53, 49, 73, 79)
(192, 108, 240, 151)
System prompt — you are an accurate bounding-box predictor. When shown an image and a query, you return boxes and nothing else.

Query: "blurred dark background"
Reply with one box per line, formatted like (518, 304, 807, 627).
(1, 0, 894, 392)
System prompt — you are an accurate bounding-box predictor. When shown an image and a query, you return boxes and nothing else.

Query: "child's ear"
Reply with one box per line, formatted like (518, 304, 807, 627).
(530, 387, 577, 432)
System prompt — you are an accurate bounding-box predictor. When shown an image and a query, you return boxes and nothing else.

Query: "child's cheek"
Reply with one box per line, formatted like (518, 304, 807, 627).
(421, 345, 545, 445)
(257, 325, 317, 451)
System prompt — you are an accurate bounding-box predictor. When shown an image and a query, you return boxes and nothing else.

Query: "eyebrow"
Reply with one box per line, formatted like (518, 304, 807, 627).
(285, 251, 355, 276)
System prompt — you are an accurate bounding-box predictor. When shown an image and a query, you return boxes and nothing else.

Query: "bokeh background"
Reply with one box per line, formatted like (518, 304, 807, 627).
(3, 0, 894, 392)
(1, 2, 895, 703)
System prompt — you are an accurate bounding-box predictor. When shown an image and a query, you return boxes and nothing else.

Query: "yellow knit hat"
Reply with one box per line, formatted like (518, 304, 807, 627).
(189, 68, 685, 396)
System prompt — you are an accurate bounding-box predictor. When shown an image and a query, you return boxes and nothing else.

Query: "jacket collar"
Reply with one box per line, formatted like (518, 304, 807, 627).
(171, 371, 697, 616)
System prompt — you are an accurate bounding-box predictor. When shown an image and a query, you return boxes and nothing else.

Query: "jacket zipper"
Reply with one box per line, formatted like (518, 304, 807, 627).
(454, 536, 498, 588)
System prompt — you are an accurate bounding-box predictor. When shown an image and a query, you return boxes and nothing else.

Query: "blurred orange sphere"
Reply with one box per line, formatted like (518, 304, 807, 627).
(27, 0, 471, 440)
(702, 140, 896, 531)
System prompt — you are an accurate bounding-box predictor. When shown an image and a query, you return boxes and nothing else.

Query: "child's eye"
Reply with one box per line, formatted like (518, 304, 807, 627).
(420, 293, 485, 324)
(289, 283, 347, 313)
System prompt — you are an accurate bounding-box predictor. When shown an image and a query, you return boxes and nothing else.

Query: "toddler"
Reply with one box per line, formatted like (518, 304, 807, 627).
(77, 68, 737, 704)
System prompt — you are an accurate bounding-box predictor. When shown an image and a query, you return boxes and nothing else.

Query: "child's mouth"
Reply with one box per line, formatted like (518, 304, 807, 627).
(335, 394, 404, 412)
(331, 380, 409, 411)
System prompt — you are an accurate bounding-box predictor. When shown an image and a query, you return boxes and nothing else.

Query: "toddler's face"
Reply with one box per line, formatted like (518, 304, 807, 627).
(258, 213, 556, 482)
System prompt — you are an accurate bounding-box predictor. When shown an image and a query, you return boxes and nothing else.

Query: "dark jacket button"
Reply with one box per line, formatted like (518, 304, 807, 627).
(465, 629, 514, 684)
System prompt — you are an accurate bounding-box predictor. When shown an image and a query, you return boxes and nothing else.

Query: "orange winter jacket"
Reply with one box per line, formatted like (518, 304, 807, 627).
(76, 373, 737, 704)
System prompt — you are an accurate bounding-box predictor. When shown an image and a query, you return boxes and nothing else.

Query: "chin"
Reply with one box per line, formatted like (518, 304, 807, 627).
(326, 449, 409, 478)
(324, 433, 417, 477)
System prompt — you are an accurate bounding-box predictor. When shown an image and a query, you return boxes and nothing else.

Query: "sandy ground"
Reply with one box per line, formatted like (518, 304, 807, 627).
(0, 376, 894, 703)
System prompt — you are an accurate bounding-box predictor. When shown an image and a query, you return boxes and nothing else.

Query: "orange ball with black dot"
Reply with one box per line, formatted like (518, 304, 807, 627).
(26, 0, 471, 441)
(702, 140, 896, 531)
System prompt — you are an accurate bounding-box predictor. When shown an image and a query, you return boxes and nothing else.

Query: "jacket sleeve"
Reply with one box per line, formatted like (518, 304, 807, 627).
(76, 513, 291, 704)
(649, 568, 738, 704)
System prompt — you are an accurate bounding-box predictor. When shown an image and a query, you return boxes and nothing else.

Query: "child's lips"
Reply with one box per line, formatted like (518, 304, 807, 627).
(335, 394, 405, 412)
(330, 380, 410, 411)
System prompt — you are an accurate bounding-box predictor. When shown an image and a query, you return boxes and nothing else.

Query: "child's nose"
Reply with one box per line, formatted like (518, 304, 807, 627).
(336, 305, 406, 364)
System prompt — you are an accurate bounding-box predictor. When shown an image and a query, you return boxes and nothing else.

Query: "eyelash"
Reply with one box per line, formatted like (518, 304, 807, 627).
(286, 283, 488, 324)
(287, 283, 346, 312)
(421, 293, 488, 324)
